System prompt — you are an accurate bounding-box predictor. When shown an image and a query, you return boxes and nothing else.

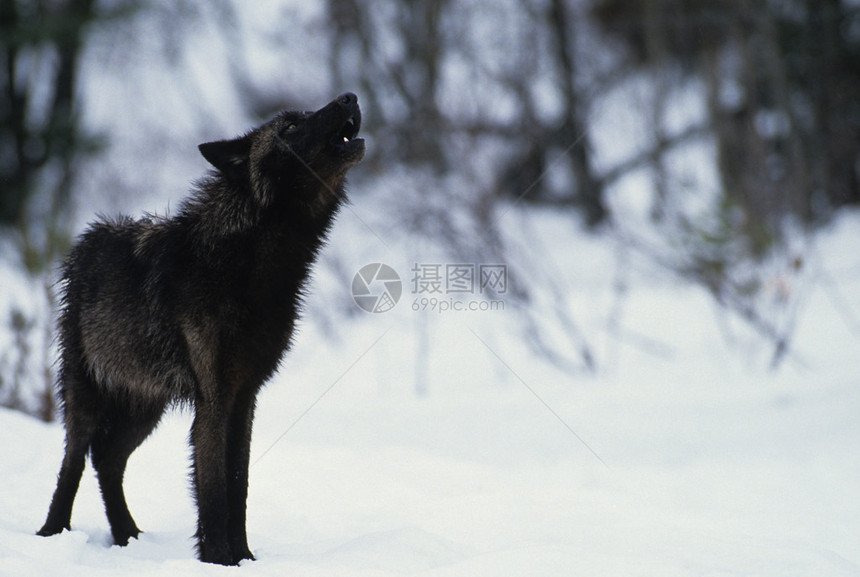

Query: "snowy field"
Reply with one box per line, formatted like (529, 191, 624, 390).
(1, 203, 859, 576)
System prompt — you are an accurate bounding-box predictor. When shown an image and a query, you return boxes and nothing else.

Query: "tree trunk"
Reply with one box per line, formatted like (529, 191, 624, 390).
(547, 0, 607, 226)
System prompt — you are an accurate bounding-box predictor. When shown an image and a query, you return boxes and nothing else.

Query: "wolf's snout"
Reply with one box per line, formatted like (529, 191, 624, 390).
(337, 92, 357, 106)
(329, 92, 362, 148)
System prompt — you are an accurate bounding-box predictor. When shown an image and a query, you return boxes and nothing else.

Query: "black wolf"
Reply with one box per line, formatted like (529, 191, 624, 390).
(37, 93, 365, 565)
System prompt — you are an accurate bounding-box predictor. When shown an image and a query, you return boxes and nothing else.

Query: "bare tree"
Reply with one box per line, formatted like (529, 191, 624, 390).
(592, 0, 860, 365)
(0, 0, 134, 419)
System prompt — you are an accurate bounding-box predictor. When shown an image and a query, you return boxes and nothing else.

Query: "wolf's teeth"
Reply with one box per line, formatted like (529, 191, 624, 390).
(343, 136, 349, 142)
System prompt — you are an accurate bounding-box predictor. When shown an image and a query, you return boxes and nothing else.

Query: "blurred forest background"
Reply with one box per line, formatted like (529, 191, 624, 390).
(2, 0, 859, 420)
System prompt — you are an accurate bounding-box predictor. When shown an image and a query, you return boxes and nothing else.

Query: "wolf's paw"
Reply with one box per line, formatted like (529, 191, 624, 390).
(112, 526, 142, 547)
(37, 523, 68, 537)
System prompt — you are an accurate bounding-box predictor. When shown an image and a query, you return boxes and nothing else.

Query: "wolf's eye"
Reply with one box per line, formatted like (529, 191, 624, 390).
(282, 122, 298, 133)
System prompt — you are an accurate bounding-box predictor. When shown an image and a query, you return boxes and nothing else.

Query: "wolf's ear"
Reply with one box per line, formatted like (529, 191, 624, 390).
(198, 136, 251, 179)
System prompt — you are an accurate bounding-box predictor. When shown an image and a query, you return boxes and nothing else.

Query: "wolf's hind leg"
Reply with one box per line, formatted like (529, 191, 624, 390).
(91, 398, 165, 546)
(38, 368, 100, 537)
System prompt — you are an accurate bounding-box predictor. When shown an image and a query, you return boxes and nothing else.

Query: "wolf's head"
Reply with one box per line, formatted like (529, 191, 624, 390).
(198, 93, 365, 212)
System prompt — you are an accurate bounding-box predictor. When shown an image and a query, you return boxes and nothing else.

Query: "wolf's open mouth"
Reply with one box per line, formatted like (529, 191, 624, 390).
(337, 116, 360, 143)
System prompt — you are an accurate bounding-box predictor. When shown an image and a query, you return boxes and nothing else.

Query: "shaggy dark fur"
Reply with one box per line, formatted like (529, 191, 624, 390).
(37, 93, 365, 565)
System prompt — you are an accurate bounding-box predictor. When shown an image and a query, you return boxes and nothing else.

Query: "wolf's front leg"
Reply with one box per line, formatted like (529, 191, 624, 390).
(226, 388, 258, 564)
(191, 401, 234, 566)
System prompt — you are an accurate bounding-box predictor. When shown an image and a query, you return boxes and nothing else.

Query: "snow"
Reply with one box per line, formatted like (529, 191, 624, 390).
(3, 208, 859, 576)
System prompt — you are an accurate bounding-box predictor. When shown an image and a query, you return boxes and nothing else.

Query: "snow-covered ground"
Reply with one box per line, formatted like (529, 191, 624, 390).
(2, 203, 859, 576)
